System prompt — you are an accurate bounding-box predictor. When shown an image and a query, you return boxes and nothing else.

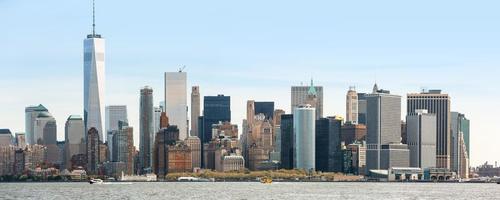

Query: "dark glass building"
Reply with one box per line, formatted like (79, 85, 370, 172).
(315, 117, 343, 172)
(357, 93, 368, 125)
(254, 102, 275, 120)
(202, 95, 231, 144)
(280, 114, 294, 169)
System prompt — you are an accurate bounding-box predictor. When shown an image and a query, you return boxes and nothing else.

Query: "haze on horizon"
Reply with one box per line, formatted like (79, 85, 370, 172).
(1, 0, 499, 166)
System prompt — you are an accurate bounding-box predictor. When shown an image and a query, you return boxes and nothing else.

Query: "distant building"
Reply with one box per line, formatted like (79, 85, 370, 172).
(190, 86, 200, 137)
(271, 109, 285, 163)
(407, 110, 436, 169)
(64, 115, 85, 170)
(153, 107, 162, 135)
(0, 129, 12, 146)
(185, 136, 201, 170)
(105, 105, 128, 136)
(344, 142, 366, 175)
(222, 155, 245, 172)
(315, 116, 343, 172)
(451, 112, 470, 178)
(294, 104, 316, 170)
(86, 128, 100, 174)
(139, 86, 154, 174)
(167, 143, 192, 174)
(341, 123, 367, 144)
(407, 90, 451, 169)
(33, 111, 58, 164)
(164, 71, 188, 140)
(346, 86, 358, 124)
(254, 101, 275, 120)
(15, 133, 26, 149)
(25, 104, 49, 145)
(280, 114, 294, 169)
(0, 146, 16, 175)
(112, 125, 135, 175)
(357, 93, 368, 125)
(202, 95, 231, 143)
(291, 79, 323, 119)
(153, 126, 179, 177)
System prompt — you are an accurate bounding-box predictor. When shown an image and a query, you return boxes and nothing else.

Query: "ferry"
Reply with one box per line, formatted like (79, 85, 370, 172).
(89, 178, 103, 184)
(177, 177, 212, 182)
(260, 177, 273, 184)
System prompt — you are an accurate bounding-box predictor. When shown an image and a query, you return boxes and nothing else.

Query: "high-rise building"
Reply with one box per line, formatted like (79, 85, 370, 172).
(291, 79, 323, 120)
(346, 86, 358, 124)
(366, 85, 409, 171)
(153, 107, 162, 134)
(164, 71, 188, 140)
(341, 123, 367, 145)
(33, 111, 58, 164)
(407, 110, 436, 169)
(86, 128, 100, 174)
(202, 95, 231, 144)
(345, 142, 366, 175)
(139, 86, 154, 174)
(271, 109, 285, 162)
(112, 125, 134, 175)
(407, 90, 451, 169)
(185, 136, 201, 169)
(153, 125, 180, 177)
(64, 115, 85, 169)
(357, 93, 368, 125)
(15, 133, 26, 149)
(451, 112, 470, 178)
(83, 2, 105, 140)
(190, 86, 200, 138)
(254, 102, 275, 120)
(280, 114, 294, 169)
(0, 129, 12, 146)
(25, 104, 48, 145)
(315, 116, 343, 172)
(105, 105, 128, 133)
(294, 104, 316, 170)
(246, 114, 273, 170)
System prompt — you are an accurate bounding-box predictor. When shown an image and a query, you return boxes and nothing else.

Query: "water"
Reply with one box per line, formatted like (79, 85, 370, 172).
(1, 182, 498, 200)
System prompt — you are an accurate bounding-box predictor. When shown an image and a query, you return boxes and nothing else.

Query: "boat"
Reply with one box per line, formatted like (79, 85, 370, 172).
(177, 177, 211, 182)
(89, 178, 103, 184)
(260, 177, 273, 184)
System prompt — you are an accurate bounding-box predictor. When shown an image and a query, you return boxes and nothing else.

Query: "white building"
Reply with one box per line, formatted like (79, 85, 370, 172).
(105, 105, 128, 133)
(291, 79, 323, 120)
(407, 109, 436, 169)
(164, 71, 188, 140)
(294, 104, 316, 170)
(64, 115, 85, 169)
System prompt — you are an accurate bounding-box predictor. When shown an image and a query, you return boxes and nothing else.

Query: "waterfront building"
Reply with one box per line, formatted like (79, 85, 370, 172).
(25, 144, 47, 170)
(202, 95, 231, 143)
(0, 145, 15, 175)
(153, 107, 162, 134)
(153, 125, 179, 176)
(294, 104, 316, 170)
(366, 84, 409, 172)
(105, 105, 128, 135)
(280, 114, 294, 169)
(112, 125, 134, 175)
(407, 89, 451, 169)
(357, 93, 368, 125)
(185, 136, 201, 169)
(271, 109, 285, 163)
(341, 123, 367, 145)
(83, 4, 106, 140)
(139, 86, 154, 174)
(86, 128, 100, 174)
(451, 112, 470, 178)
(25, 104, 48, 145)
(344, 142, 366, 175)
(190, 86, 200, 137)
(0, 129, 12, 146)
(222, 155, 245, 171)
(15, 133, 26, 149)
(346, 86, 358, 124)
(164, 71, 188, 140)
(406, 110, 436, 169)
(291, 79, 323, 119)
(64, 115, 85, 169)
(167, 143, 192, 173)
(33, 111, 58, 164)
(315, 116, 343, 172)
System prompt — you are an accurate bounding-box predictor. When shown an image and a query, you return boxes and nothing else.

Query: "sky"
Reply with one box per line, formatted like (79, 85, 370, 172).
(1, 0, 499, 167)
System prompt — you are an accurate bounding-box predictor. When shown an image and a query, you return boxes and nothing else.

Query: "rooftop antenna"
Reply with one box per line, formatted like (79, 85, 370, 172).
(92, 0, 96, 36)
(179, 65, 186, 72)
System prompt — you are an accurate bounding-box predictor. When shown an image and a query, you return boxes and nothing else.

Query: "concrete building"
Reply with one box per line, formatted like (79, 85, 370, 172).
(33, 112, 58, 164)
(190, 86, 200, 137)
(451, 112, 470, 178)
(346, 86, 358, 124)
(291, 79, 323, 120)
(406, 110, 436, 169)
(15, 133, 26, 149)
(167, 143, 192, 174)
(83, 22, 106, 141)
(315, 116, 343, 172)
(105, 105, 128, 135)
(112, 125, 135, 175)
(344, 142, 366, 175)
(280, 114, 294, 169)
(0, 129, 12, 146)
(64, 115, 85, 170)
(366, 84, 409, 172)
(294, 104, 316, 170)
(341, 123, 367, 144)
(407, 90, 451, 169)
(25, 104, 49, 145)
(153, 125, 179, 176)
(86, 128, 100, 174)
(164, 71, 188, 140)
(222, 155, 245, 172)
(139, 86, 154, 174)
(185, 136, 201, 170)
(153, 107, 162, 134)
(357, 93, 368, 125)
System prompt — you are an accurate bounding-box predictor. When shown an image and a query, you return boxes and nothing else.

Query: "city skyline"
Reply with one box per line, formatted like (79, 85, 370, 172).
(1, 0, 500, 167)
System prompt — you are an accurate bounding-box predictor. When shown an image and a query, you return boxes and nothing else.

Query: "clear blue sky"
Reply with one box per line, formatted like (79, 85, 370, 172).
(1, 0, 499, 166)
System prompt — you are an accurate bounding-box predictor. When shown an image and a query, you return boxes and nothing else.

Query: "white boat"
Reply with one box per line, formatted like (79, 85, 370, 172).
(177, 177, 211, 182)
(89, 178, 103, 184)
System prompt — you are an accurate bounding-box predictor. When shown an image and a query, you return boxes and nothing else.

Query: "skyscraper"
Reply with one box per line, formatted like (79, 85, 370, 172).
(64, 115, 85, 169)
(280, 114, 294, 169)
(366, 85, 409, 171)
(202, 95, 231, 144)
(84, 1, 105, 141)
(346, 86, 358, 124)
(0, 129, 12, 146)
(33, 111, 58, 164)
(164, 71, 188, 140)
(291, 79, 323, 120)
(86, 127, 100, 174)
(25, 104, 48, 145)
(105, 105, 128, 133)
(357, 93, 368, 125)
(406, 110, 436, 169)
(153, 106, 162, 134)
(190, 86, 200, 138)
(254, 102, 275, 120)
(407, 90, 451, 169)
(451, 112, 470, 178)
(294, 104, 316, 170)
(140, 86, 154, 173)
(112, 124, 135, 175)
(315, 116, 343, 172)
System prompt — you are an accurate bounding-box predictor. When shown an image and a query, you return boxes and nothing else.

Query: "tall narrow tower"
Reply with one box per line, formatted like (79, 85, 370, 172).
(346, 86, 358, 124)
(190, 86, 200, 137)
(84, 0, 105, 141)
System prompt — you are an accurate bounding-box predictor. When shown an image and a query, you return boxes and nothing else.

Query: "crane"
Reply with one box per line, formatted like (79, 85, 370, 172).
(178, 65, 186, 72)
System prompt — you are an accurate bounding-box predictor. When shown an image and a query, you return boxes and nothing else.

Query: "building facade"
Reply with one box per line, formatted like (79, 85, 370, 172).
(346, 86, 358, 124)
(315, 116, 343, 172)
(280, 114, 294, 169)
(139, 86, 154, 174)
(294, 105, 316, 170)
(164, 72, 188, 140)
(25, 104, 48, 145)
(291, 80, 323, 120)
(64, 115, 85, 169)
(190, 86, 200, 138)
(406, 110, 436, 169)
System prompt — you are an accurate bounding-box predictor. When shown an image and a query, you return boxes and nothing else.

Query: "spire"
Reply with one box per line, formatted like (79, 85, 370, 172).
(307, 78, 317, 96)
(92, 0, 95, 36)
(372, 82, 379, 94)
